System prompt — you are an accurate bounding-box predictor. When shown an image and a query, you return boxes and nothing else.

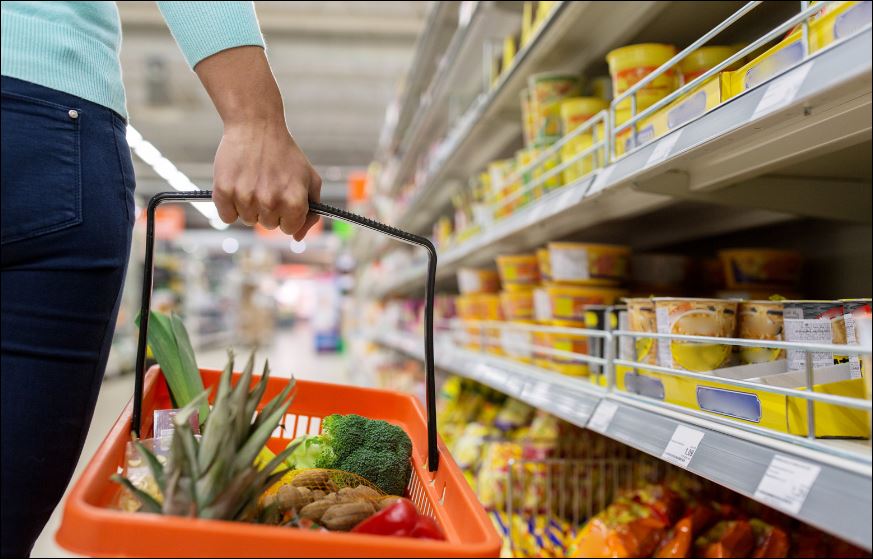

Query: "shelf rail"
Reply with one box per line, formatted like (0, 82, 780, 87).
(418, 315, 873, 463)
(609, 0, 872, 160)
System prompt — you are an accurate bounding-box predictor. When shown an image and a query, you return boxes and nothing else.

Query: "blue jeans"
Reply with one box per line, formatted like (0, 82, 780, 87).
(1, 76, 135, 557)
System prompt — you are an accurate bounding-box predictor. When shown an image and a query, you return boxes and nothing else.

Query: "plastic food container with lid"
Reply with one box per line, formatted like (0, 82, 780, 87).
(500, 289, 535, 321)
(719, 248, 802, 290)
(625, 297, 658, 365)
(496, 254, 541, 289)
(607, 43, 677, 111)
(654, 297, 738, 372)
(457, 268, 501, 295)
(528, 73, 580, 144)
(558, 97, 608, 183)
(679, 45, 741, 83)
(546, 284, 627, 323)
(737, 299, 785, 364)
(547, 242, 631, 286)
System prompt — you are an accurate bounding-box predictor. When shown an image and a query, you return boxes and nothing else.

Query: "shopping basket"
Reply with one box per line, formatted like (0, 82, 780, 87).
(56, 191, 501, 557)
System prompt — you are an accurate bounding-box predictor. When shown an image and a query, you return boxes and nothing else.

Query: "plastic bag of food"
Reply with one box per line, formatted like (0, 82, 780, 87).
(749, 519, 789, 558)
(654, 505, 717, 558)
(694, 520, 755, 558)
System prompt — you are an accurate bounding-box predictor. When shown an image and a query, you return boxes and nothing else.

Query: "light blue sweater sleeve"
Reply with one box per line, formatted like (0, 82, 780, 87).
(156, 1, 265, 69)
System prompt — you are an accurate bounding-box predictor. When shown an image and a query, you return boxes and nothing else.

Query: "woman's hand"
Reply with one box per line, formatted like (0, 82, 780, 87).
(195, 46, 321, 240)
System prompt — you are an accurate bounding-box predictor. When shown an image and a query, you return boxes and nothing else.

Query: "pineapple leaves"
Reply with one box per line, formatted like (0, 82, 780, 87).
(138, 311, 209, 424)
(133, 440, 166, 494)
(115, 339, 297, 523)
(111, 475, 163, 514)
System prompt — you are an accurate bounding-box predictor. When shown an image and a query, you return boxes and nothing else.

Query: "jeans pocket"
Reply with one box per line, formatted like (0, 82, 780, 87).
(1, 90, 83, 245)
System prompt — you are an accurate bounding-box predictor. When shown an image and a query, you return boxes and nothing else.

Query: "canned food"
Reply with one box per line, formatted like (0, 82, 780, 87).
(654, 298, 738, 372)
(737, 300, 785, 364)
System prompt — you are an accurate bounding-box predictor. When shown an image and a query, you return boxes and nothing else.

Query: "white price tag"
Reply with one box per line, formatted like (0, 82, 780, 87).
(588, 401, 619, 433)
(661, 425, 704, 468)
(646, 131, 682, 167)
(587, 165, 615, 197)
(754, 455, 821, 514)
(752, 63, 813, 120)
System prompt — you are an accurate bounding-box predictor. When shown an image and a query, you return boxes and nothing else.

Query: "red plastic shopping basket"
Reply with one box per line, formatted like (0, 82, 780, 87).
(56, 192, 501, 557)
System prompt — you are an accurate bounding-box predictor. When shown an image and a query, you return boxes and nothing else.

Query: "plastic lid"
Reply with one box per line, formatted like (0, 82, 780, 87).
(607, 43, 677, 73)
(679, 45, 740, 75)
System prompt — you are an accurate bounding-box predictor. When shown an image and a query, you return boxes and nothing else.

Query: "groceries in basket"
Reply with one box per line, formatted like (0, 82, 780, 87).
(115, 311, 443, 541)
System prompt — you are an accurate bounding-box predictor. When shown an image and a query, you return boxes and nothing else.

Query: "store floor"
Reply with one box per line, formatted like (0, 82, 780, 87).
(32, 324, 349, 558)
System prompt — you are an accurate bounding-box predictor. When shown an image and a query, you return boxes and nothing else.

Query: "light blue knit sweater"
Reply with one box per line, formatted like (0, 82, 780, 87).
(1, 1, 265, 118)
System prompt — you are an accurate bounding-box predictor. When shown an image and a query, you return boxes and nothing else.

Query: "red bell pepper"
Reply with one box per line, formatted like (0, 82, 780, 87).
(352, 498, 418, 537)
(410, 515, 445, 541)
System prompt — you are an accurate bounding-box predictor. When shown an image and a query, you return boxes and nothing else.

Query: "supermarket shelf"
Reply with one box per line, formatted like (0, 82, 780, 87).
(367, 328, 873, 550)
(396, 0, 673, 233)
(387, 1, 525, 195)
(364, 27, 872, 298)
(376, 1, 460, 160)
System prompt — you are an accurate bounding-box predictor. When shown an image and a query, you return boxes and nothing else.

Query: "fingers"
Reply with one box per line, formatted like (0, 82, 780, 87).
(293, 169, 323, 240)
(212, 185, 239, 224)
(277, 186, 308, 236)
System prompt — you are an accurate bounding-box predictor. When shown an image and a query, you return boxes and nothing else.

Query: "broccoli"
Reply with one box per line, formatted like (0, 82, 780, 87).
(285, 413, 413, 495)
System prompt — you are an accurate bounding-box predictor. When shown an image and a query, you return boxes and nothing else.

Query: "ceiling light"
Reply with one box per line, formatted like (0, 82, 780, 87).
(127, 124, 226, 230)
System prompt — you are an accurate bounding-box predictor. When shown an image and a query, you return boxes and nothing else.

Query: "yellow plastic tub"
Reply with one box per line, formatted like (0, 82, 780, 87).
(737, 300, 785, 364)
(559, 97, 608, 183)
(607, 43, 677, 111)
(546, 284, 627, 323)
(541, 320, 588, 377)
(719, 248, 803, 290)
(516, 147, 560, 201)
(501, 320, 535, 364)
(520, 88, 536, 147)
(625, 297, 658, 365)
(500, 289, 535, 321)
(546, 242, 631, 286)
(536, 249, 551, 282)
(679, 45, 741, 83)
(654, 298, 738, 372)
(457, 268, 501, 294)
(496, 254, 541, 290)
(528, 73, 580, 144)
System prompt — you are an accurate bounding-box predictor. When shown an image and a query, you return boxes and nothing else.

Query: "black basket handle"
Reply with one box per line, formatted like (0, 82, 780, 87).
(132, 191, 439, 472)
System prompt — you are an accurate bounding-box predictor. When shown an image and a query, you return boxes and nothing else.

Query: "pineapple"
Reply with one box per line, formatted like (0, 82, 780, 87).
(113, 350, 301, 521)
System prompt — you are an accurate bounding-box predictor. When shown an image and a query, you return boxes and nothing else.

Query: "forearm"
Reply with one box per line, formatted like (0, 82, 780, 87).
(194, 46, 284, 129)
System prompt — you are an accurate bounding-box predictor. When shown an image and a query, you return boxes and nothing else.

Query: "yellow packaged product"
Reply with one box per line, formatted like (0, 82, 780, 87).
(501, 320, 536, 363)
(529, 73, 580, 144)
(547, 284, 627, 322)
(679, 45, 741, 83)
(536, 249, 551, 282)
(719, 248, 802, 290)
(559, 97, 608, 182)
(476, 441, 522, 509)
(497, 254, 541, 289)
(457, 267, 501, 294)
(654, 298, 738, 372)
(725, 1, 871, 99)
(547, 242, 631, 285)
(607, 43, 678, 111)
(521, 2, 535, 48)
(500, 289, 535, 321)
(737, 299, 785, 364)
(502, 35, 517, 77)
(546, 319, 590, 377)
(625, 297, 658, 365)
(520, 88, 536, 147)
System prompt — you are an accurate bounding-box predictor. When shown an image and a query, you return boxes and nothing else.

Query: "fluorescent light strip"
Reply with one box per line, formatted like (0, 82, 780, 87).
(125, 125, 228, 230)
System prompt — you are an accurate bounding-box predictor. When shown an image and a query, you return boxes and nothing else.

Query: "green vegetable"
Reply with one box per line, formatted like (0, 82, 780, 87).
(286, 414, 412, 495)
(138, 311, 209, 424)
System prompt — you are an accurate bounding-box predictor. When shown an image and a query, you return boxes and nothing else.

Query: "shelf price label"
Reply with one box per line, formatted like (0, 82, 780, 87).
(646, 130, 682, 167)
(661, 425, 704, 468)
(752, 63, 813, 120)
(754, 454, 821, 514)
(587, 400, 619, 433)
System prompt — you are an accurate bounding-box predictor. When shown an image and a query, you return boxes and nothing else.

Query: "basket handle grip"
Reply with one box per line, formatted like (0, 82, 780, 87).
(132, 191, 440, 473)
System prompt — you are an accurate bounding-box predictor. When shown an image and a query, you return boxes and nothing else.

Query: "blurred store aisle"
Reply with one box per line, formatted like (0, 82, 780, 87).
(32, 323, 349, 558)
